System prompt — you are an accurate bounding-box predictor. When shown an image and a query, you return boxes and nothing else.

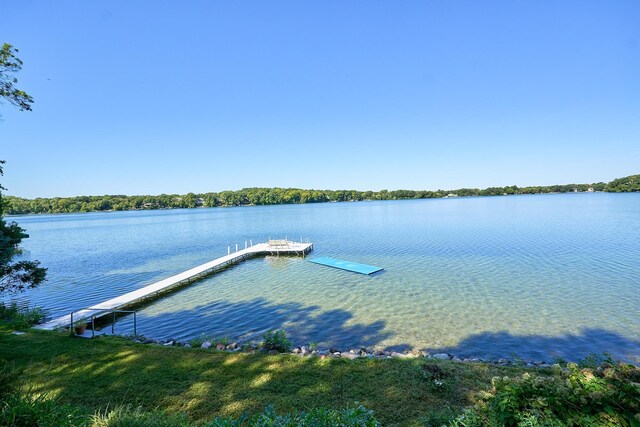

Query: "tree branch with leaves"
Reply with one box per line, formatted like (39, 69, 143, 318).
(0, 162, 47, 294)
(1, 43, 34, 111)
(1, 43, 45, 293)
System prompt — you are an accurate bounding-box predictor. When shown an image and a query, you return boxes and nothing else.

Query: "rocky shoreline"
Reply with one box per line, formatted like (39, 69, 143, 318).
(122, 335, 555, 368)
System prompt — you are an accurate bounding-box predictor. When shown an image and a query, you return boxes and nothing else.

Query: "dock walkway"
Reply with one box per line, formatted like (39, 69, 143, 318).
(36, 241, 313, 331)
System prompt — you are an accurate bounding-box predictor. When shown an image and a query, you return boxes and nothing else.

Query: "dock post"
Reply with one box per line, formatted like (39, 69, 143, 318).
(134, 312, 137, 336)
(250, 239, 252, 247)
(228, 246, 230, 255)
(112, 311, 116, 334)
(236, 243, 238, 252)
(245, 241, 247, 249)
(70, 312, 74, 336)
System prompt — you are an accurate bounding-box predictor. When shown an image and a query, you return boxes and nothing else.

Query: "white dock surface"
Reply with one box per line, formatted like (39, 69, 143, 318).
(36, 241, 312, 331)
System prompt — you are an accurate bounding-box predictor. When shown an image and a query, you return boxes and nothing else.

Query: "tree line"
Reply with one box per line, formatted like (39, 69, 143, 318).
(4, 175, 638, 215)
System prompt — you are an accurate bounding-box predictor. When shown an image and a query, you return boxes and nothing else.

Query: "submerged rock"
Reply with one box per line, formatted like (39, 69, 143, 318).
(201, 341, 212, 349)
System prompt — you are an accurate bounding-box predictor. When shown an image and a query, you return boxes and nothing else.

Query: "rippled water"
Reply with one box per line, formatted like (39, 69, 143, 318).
(8, 193, 640, 362)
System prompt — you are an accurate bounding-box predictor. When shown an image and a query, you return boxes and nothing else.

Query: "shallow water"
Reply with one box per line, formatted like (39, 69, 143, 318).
(8, 193, 640, 362)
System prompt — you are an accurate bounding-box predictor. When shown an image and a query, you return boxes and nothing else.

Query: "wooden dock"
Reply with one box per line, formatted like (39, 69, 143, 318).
(36, 240, 313, 331)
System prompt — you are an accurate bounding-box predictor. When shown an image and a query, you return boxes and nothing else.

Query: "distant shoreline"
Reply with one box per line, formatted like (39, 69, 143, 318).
(4, 173, 639, 216)
(3, 190, 624, 218)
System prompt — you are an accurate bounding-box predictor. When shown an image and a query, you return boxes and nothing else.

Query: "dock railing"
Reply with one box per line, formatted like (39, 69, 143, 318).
(268, 239, 289, 249)
(70, 307, 137, 338)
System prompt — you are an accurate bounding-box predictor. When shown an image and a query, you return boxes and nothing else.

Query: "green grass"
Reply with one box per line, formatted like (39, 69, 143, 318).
(0, 325, 547, 426)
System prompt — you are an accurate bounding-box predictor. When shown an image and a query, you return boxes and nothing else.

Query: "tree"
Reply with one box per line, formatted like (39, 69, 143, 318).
(1, 43, 34, 111)
(1, 162, 47, 293)
(1, 44, 45, 293)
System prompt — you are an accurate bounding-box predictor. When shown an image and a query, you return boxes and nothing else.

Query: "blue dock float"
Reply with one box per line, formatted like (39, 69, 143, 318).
(309, 256, 384, 275)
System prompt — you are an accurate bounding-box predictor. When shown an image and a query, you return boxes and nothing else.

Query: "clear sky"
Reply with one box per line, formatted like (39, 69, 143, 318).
(1, 1, 639, 198)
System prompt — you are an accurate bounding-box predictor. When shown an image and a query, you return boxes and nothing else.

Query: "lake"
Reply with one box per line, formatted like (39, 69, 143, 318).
(7, 193, 640, 362)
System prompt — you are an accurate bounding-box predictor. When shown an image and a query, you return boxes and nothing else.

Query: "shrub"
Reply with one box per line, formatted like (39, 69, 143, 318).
(262, 330, 292, 353)
(450, 361, 640, 426)
(188, 334, 207, 347)
(0, 301, 46, 329)
(577, 352, 615, 369)
(189, 334, 231, 348)
(207, 404, 380, 426)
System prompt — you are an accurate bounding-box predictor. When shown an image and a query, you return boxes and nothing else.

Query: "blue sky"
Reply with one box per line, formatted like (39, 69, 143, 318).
(1, 1, 639, 198)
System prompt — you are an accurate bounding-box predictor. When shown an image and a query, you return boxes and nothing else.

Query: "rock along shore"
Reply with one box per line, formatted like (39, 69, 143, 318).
(120, 335, 554, 368)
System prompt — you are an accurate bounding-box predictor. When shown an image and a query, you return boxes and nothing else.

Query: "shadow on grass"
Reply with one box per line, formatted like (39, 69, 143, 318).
(0, 327, 509, 426)
(4, 325, 638, 425)
(423, 328, 640, 364)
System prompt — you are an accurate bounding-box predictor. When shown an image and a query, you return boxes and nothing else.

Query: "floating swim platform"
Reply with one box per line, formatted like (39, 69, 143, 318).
(309, 257, 383, 275)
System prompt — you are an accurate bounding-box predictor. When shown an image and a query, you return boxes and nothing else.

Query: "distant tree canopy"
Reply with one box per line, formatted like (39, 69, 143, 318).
(605, 174, 640, 193)
(4, 175, 638, 216)
(0, 43, 34, 111)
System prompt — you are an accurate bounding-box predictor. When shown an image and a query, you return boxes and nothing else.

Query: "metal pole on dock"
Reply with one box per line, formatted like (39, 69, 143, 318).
(228, 246, 230, 255)
(250, 239, 252, 247)
(245, 241, 247, 249)
(236, 243, 238, 252)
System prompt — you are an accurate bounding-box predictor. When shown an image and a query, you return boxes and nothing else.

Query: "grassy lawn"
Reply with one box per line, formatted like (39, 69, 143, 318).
(1, 325, 543, 426)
